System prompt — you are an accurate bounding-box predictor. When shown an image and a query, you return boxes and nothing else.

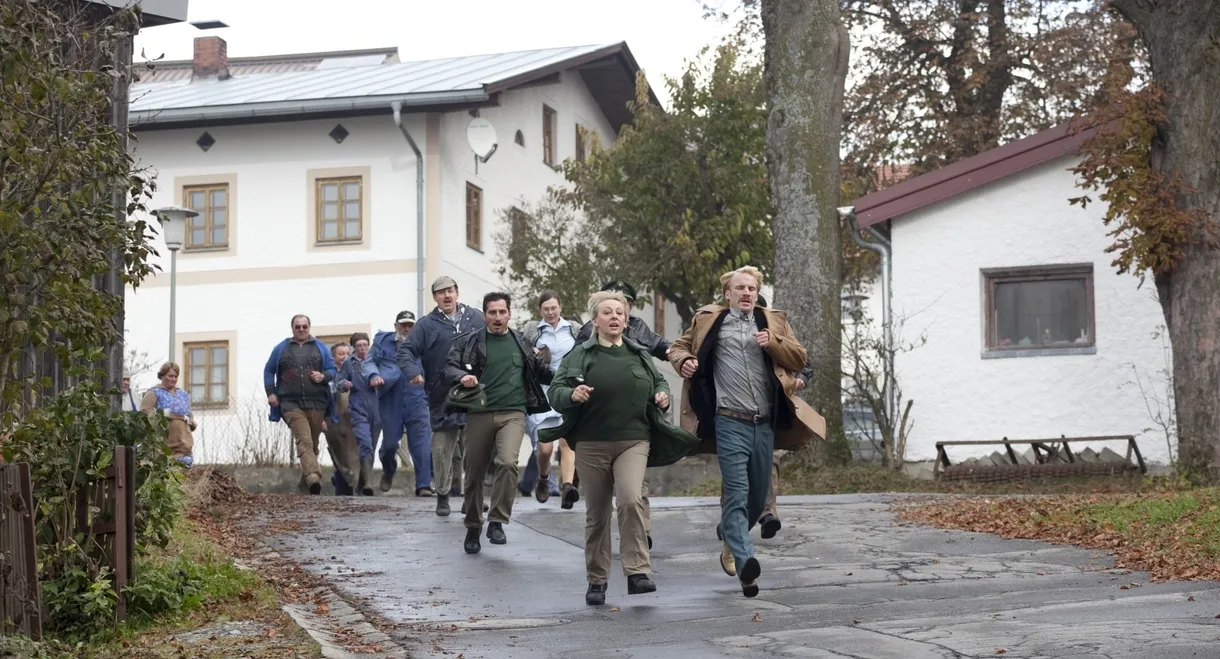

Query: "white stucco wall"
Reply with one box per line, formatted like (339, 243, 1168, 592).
(891, 155, 1173, 464)
(125, 72, 622, 463)
(436, 72, 617, 304)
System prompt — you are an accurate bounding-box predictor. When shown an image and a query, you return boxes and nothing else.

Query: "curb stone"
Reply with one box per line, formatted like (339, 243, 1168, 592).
(234, 542, 408, 659)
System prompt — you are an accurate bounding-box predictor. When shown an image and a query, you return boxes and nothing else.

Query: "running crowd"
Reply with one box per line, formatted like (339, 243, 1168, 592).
(260, 266, 824, 604)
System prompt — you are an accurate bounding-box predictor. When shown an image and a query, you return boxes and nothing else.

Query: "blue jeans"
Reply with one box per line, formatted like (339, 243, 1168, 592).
(518, 422, 559, 494)
(715, 415, 774, 574)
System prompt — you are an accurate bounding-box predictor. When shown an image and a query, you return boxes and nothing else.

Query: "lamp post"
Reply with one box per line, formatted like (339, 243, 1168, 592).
(154, 206, 198, 363)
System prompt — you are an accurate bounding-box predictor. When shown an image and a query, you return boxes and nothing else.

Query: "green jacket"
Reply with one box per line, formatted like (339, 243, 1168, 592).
(540, 337, 700, 468)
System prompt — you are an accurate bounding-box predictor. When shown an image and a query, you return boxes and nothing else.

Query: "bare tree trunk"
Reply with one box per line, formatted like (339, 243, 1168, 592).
(1111, 1, 1220, 482)
(762, 0, 850, 461)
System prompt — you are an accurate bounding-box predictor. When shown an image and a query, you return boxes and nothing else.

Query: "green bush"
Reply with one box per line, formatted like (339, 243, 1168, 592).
(2, 382, 184, 640)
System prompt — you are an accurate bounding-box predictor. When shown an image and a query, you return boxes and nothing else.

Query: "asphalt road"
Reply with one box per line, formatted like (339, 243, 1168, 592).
(260, 493, 1220, 658)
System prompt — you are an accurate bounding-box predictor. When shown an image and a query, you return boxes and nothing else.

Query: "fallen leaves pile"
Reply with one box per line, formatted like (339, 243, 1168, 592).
(898, 488, 1220, 582)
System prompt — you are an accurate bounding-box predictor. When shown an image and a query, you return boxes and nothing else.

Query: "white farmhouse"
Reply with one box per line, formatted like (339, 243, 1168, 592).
(849, 123, 1174, 466)
(124, 37, 654, 463)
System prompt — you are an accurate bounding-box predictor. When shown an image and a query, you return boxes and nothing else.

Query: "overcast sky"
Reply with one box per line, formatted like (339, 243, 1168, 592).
(133, 0, 738, 95)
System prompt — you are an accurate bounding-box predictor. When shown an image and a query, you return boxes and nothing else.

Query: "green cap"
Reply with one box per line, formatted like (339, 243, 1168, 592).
(445, 383, 487, 411)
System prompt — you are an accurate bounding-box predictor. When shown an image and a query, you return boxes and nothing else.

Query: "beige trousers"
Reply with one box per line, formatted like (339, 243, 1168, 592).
(325, 392, 360, 488)
(463, 411, 526, 529)
(576, 440, 651, 584)
(283, 408, 325, 481)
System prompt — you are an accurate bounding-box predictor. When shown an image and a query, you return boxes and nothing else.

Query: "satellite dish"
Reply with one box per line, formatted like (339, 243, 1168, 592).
(467, 118, 499, 162)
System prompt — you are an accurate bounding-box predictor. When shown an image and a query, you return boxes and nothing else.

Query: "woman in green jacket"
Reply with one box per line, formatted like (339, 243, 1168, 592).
(543, 291, 699, 606)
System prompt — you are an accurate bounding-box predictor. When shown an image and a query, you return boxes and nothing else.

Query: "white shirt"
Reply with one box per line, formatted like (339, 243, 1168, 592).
(536, 318, 576, 372)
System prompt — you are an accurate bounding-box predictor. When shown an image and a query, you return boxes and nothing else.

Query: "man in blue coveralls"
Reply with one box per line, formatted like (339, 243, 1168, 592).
(336, 332, 380, 495)
(367, 311, 434, 495)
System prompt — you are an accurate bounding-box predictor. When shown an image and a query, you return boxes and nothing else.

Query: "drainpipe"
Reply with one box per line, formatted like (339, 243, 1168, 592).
(392, 101, 425, 317)
(841, 206, 895, 438)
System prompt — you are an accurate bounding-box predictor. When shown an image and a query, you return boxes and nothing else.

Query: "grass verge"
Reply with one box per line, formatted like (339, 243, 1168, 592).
(0, 471, 321, 659)
(677, 462, 1179, 496)
(898, 488, 1220, 581)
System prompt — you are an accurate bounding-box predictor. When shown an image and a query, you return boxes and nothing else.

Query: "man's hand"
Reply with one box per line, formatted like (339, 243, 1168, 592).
(571, 384, 594, 403)
(795, 378, 807, 392)
(342, 381, 352, 391)
(267, 394, 279, 407)
(410, 375, 424, 385)
(309, 370, 325, 383)
(654, 392, 669, 409)
(460, 375, 479, 388)
(754, 330, 771, 349)
(370, 375, 385, 388)
(680, 358, 699, 378)
(321, 421, 328, 432)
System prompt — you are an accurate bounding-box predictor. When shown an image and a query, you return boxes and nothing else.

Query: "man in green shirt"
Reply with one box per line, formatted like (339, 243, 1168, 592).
(443, 292, 555, 554)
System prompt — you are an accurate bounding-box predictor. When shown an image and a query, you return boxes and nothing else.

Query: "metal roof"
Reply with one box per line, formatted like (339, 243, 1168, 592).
(130, 43, 639, 127)
(135, 47, 400, 84)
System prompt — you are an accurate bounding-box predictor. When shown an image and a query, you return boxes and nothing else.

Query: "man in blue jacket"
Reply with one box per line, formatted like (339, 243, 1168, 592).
(264, 314, 338, 495)
(397, 276, 486, 517)
(366, 311, 434, 494)
(336, 332, 380, 496)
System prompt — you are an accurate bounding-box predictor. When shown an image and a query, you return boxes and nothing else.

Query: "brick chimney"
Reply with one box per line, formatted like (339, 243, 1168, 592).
(192, 36, 230, 80)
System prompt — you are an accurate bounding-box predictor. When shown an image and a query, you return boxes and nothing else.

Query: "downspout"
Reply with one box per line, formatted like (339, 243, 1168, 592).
(841, 207, 895, 439)
(392, 101, 425, 317)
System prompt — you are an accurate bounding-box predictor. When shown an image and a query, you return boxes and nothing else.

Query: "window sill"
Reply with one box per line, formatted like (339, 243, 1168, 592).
(982, 346, 1097, 360)
(466, 244, 484, 254)
(192, 401, 230, 410)
(183, 246, 231, 254)
(314, 240, 364, 247)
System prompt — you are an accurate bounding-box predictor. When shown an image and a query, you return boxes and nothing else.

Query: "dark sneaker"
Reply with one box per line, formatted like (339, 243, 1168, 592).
(627, 574, 656, 595)
(740, 556, 761, 598)
(535, 478, 551, 504)
(760, 514, 781, 539)
(436, 495, 451, 517)
(464, 528, 481, 554)
(560, 483, 580, 510)
(585, 583, 607, 606)
(486, 522, 507, 545)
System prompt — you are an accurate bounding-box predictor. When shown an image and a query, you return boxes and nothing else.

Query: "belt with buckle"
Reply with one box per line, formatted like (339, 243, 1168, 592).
(717, 408, 769, 424)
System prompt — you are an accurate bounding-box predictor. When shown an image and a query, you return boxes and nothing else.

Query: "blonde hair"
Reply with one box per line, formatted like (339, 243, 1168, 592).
(587, 291, 629, 319)
(157, 361, 180, 378)
(721, 265, 764, 296)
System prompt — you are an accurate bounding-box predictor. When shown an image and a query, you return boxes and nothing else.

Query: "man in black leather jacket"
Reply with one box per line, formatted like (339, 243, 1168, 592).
(444, 291, 554, 554)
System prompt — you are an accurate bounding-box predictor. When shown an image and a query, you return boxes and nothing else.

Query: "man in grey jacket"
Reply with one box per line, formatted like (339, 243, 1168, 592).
(396, 276, 486, 517)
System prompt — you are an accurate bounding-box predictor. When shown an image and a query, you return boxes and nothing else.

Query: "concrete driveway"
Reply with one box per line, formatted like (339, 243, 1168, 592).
(260, 494, 1220, 658)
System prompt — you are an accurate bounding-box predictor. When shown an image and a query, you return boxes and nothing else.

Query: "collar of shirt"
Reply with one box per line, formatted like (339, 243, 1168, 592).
(596, 334, 623, 347)
(539, 318, 571, 332)
(728, 309, 753, 323)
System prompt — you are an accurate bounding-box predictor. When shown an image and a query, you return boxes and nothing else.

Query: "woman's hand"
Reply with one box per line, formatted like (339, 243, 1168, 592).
(571, 384, 594, 403)
(654, 392, 669, 409)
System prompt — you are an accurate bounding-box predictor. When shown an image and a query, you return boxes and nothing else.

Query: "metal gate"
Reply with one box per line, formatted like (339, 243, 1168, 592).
(0, 462, 42, 641)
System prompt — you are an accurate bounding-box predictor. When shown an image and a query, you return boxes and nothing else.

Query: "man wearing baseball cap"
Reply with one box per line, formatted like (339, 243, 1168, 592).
(397, 276, 486, 516)
(365, 310, 435, 494)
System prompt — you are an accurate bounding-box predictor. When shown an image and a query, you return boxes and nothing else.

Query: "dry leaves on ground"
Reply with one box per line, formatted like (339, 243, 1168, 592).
(897, 488, 1220, 582)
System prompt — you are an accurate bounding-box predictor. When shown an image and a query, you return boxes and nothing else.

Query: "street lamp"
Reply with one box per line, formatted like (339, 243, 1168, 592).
(154, 206, 198, 363)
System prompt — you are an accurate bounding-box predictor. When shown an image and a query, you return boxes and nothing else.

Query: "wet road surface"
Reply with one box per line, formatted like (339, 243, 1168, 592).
(259, 494, 1220, 658)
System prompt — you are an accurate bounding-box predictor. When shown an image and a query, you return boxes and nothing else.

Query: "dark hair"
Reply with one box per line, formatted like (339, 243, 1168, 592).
(349, 332, 370, 346)
(483, 291, 512, 312)
(290, 314, 311, 327)
(538, 290, 560, 309)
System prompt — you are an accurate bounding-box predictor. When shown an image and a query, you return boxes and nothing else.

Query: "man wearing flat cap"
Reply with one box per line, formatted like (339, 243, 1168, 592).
(397, 276, 486, 517)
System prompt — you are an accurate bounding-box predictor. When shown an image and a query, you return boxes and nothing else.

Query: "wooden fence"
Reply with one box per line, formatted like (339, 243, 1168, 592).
(77, 446, 136, 620)
(0, 462, 42, 641)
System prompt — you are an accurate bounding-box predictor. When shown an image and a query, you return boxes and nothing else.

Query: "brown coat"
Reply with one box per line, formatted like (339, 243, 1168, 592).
(668, 304, 826, 453)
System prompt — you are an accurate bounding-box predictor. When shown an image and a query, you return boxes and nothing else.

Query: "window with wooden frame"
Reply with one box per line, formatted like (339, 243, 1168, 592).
(465, 182, 483, 251)
(315, 176, 363, 243)
(575, 124, 587, 163)
(542, 105, 556, 166)
(982, 264, 1095, 354)
(183, 341, 229, 408)
(183, 183, 229, 250)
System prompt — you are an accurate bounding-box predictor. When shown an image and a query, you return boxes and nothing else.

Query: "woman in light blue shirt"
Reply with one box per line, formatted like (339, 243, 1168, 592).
(520, 290, 578, 504)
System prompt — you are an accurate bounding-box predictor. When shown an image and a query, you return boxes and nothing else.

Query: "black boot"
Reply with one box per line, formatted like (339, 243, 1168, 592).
(464, 527, 481, 554)
(486, 522, 507, 545)
(585, 583, 607, 606)
(759, 513, 781, 539)
(436, 494, 451, 517)
(561, 483, 580, 510)
(627, 574, 656, 595)
(358, 459, 375, 496)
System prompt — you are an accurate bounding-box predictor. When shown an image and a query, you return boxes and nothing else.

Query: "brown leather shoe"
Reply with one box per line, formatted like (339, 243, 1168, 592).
(720, 541, 736, 577)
